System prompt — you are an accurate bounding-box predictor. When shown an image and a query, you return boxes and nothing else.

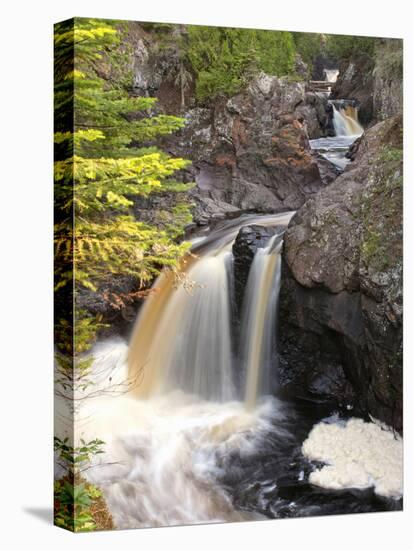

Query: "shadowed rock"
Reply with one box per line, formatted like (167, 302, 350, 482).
(280, 116, 403, 431)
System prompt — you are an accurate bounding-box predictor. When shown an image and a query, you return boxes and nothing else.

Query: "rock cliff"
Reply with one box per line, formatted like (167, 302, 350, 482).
(128, 25, 332, 225)
(160, 72, 332, 225)
(332, 39, 402, 126)
(280, 115, 403, 431)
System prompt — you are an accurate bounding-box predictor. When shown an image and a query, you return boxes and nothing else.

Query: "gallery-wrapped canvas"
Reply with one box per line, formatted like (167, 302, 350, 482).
(54, 17, 403, 532)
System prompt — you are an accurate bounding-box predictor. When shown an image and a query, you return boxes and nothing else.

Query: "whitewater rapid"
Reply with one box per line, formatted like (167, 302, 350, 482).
(69, 340, 403, 529)
(74, 340, 287, 529)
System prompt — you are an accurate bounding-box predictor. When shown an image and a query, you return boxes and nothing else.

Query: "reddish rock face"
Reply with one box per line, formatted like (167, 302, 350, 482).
(127, 27, 333, 225)
(159, 73, 333, 224)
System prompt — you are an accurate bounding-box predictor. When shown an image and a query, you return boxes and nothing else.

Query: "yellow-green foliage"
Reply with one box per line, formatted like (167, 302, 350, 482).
(54, 20, 194, 529)
(54, 18, 194, 350)
(55, 216, 191, 293)
(55, 153, 189, 213)
(54, 477, 114, 532)
(54, 438, 114, 531)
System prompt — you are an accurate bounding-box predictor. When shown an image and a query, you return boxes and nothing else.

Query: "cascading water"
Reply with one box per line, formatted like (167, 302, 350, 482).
(309, 67, 364, 169)
(324, 69, 339, 83)
(127, 247, 235, 402)
(310, 100, 364, 170)
(331, 103, 364, 137)
(241, 236, 283, 409)
(70, 213, 298, 528)
(128, 212, 293, 404)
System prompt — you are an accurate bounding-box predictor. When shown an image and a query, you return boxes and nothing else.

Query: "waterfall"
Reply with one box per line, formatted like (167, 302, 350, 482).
(310, 100, 364, 170)
(73, 211, 401, 529)
(241, 236, 282, 409)
(127, 248, 234, 402)
(332, 103, 363, 137)
(127, 213, 293, 405)
(324, 69, 339, 83)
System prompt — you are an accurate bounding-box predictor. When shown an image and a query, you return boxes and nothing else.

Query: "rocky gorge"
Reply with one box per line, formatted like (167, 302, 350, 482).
(106, 26, 402, 434)
(54, 20, 404, 532)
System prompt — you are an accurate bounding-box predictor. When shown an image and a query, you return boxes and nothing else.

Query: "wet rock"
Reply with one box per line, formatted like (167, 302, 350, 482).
(190, 191, 240, 226)
(346, 135, 363, 161)
(280, 116, 403, 431)
(297, 91, 330, 139)
(312, 152, 342, 185)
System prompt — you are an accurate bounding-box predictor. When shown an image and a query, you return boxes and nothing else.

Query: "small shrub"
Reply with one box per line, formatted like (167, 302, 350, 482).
(54, 437, 114, 532)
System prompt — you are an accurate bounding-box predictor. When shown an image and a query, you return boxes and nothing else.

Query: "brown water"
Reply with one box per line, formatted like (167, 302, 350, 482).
(69, 211, 401, 529)
(127, 212, 293, 405)
(332, 103, 363, 137)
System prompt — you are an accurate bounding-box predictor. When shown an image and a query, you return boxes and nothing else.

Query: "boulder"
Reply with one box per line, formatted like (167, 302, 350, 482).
(297, 91, 331, 139)
(312, 152, 342, 185)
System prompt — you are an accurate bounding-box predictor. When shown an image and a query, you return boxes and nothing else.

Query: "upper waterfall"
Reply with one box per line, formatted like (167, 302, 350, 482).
(324, 69, 339, 83)
(309, 98, 364, 170)
(331, 101, 364, 137)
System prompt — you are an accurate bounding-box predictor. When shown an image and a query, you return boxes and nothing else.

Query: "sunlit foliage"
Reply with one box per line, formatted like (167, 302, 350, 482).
(54, 18, 193, 352)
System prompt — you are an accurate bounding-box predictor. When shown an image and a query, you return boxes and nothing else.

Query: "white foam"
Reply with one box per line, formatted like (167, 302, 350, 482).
(69, 340, 285, 529)
(302, 417, 403, 498)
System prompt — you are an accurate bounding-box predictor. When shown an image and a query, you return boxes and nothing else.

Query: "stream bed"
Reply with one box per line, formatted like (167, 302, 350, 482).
(310, 135, 359, 170)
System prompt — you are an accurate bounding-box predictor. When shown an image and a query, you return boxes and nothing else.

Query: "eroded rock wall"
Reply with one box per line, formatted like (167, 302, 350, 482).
(332, 39, 403, 126)
(160, 73, 332, 225)
(279, 116, 403, 431)
(128, 26, 331, 226)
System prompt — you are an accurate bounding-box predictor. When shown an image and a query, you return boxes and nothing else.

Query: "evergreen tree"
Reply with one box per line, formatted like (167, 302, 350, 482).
(292, 32, 323, 73)
(54, 18, 193, 353)
(325, 34, 377, 66)
(187, 26, 296, 100)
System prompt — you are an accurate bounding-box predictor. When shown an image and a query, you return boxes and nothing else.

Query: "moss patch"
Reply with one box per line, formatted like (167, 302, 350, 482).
(360, 142, 402, 274)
